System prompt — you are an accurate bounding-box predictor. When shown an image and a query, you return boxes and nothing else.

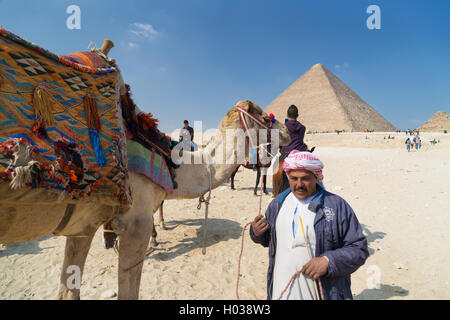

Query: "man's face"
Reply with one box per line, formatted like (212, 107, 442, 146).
(288, 169, 318, 201)
(184, 123, 189, 128)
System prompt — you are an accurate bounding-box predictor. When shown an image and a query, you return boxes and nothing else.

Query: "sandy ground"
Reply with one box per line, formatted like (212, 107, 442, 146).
(0, 132, 449, 300)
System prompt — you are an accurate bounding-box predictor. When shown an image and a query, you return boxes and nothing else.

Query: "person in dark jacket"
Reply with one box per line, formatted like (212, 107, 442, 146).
(278, 105, 307, 194)
(179, 120, 195, 151)
(250, 150, 369, 300)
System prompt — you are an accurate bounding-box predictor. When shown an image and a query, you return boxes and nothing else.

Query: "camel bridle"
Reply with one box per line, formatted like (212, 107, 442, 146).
(235, 106, 273, 150)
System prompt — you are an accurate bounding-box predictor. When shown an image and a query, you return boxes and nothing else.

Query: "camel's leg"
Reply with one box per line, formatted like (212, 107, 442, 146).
(159, 201, 166, 230)
(263, 174, 268, 194)
(272, 173, 279, 197)
(254, 167, 261, 196)
(117, 173, 166, 300)
(230, 166, 238, 190)
(118, 208, 153, 300)
(56, 234, 95, 300)
(272, 165, 282, 197)
(150, 201, 165, 247)
(102, 221, 118, 249)
(150, 224, 158, 248)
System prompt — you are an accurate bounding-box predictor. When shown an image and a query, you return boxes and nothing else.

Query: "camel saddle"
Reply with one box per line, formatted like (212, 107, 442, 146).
(0, 27, 131, 207)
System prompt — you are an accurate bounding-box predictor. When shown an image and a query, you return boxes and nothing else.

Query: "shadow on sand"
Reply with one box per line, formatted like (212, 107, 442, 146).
(361, 224, 387, 255)
(354, 284, 409, 300)
(232, 187, 274, 195)
(355, 225, 409, 299)
(147, 218, 242, 262)
(0, 234, 56, 258)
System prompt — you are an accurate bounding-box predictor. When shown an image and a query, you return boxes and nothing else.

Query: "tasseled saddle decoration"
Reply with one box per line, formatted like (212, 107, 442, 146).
(54, 140, 85, 192)
(121, 85, 161, 136)
(89, 128, 106, 167)
(32, 118, 50, 140)
(138, 112, 159, 131)
(120, 89, 138, 134)
(31, 85, 55, 139)
(83, 93, 102, 132)
(83, 93, 106, 167)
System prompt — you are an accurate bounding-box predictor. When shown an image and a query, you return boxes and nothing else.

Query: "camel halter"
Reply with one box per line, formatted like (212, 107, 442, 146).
(235, 106, 272, 149)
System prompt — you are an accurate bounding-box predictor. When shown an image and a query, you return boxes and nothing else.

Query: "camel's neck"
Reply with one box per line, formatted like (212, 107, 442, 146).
(165, 128, 245, 200)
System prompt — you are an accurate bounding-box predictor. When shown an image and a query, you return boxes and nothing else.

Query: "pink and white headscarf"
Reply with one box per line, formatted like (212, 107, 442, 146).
(283, 150, 324, 181)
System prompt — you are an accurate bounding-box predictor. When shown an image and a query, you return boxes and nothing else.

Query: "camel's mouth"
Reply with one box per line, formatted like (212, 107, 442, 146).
(278, 125, 291, 147)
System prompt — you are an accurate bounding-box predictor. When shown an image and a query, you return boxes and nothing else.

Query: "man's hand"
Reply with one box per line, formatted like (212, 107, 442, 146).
(300, 256, 329, 280)
(251, 215, 269, 237)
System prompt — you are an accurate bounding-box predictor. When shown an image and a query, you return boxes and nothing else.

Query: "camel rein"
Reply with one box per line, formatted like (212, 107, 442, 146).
(198, 106, 270, 256)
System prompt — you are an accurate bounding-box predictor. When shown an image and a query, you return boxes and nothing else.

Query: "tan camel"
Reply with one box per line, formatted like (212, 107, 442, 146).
(0, 98, 290, 300)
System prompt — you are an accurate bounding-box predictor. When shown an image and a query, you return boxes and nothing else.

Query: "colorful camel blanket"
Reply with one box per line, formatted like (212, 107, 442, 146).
(0, 27, 130, 205)
(126, 140, 174, 194)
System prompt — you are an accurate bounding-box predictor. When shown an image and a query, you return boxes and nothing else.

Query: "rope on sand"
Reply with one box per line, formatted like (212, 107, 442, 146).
(236, 220, 324, 300)
(236, 166, 264, 300)
(236, 221, 252, 300)
(236, 221, 305, 300)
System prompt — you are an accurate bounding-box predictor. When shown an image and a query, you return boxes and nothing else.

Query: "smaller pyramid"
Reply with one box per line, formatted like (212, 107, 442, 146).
(418, 111, 450, 132)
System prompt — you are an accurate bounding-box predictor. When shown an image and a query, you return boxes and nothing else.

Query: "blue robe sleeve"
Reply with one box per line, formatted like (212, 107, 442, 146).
(322, 200, 369, 278)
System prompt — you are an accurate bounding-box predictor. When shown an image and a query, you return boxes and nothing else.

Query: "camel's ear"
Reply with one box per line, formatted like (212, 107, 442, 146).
(236, 100, 254, 114)
(246, 100, 255, 114)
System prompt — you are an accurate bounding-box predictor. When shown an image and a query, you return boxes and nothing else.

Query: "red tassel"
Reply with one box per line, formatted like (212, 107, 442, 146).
(138, 112, 159, 131)
(83, 93, 102, 132)
(123, 91, 136, 114)
(32, 118, 49, 140)
(120, 92, 138, 133)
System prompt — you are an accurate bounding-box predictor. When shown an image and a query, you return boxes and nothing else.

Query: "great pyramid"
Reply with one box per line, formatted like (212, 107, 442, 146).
(265, 64, 397, 132)
(418, 111, 450, 132)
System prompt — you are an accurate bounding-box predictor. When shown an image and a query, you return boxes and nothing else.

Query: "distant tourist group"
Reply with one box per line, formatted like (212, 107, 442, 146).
(405, 134, 422, 152)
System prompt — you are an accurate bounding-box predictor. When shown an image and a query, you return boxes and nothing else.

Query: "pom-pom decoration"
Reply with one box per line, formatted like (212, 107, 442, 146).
(269, 113, 276, 123)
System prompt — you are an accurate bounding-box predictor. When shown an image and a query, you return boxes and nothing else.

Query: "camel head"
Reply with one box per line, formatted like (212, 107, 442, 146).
(219, 100, 291, 147)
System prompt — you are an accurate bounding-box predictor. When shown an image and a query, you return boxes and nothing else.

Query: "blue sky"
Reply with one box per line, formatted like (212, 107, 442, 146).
(1, 0, 449, 132)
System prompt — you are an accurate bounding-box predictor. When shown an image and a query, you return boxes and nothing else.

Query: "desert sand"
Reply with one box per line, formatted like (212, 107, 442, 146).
(1, 131, 449, 300)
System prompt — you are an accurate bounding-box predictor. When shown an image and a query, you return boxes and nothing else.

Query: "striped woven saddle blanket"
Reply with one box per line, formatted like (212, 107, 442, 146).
(126, 140, 174, 194)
